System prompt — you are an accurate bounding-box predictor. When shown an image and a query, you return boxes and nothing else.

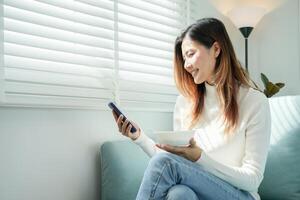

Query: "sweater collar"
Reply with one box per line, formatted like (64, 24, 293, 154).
(204, 81, 217, 99)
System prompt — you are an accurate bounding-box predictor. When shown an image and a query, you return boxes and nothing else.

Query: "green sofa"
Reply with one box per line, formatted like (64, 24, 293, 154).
(100, 95, 300, 200)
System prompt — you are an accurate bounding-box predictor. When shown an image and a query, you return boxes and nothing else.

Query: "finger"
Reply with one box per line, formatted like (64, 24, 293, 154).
(128, 120, 138, 133)
(112, 111, 118, 121)
(156, 144, 184, 154)
(156, 144, 187, 158)
(122, 119, 129, 135)
(128, 121, 140, 138)
(189, 137, 196, 146)
(125, 124, 132, 136)
(121, 119, 130, 134)
(116, 114, 122, 124)
(116, 115, 124, 131)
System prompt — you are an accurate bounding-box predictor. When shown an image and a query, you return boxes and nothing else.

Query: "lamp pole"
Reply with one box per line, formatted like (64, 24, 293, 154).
(239, 27, 253, 73)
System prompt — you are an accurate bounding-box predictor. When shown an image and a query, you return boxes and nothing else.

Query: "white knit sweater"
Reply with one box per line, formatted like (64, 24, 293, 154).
(133, 82, 271, 200)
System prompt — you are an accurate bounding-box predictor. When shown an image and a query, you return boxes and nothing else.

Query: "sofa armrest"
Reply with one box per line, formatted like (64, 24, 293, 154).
(100, 140, 149, 200)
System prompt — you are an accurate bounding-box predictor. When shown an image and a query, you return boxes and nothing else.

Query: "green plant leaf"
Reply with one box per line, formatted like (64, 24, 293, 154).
(266, 82, 273, 91)
(266, 82, 280, 96)
(263, 89, 270, 98)
(260, 73, 285, 98)
(261, 73, 269, 88)
(275, 83, 285, 88)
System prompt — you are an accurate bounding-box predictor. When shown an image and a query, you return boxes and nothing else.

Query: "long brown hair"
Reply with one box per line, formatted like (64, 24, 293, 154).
(174, 18, 259, 134)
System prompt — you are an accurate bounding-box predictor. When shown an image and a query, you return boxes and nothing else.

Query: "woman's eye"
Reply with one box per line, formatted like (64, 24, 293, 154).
(187, 52, 194, 57)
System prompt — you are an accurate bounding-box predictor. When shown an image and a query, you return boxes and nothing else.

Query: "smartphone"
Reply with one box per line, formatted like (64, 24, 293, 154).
(108, 102, 137, 133)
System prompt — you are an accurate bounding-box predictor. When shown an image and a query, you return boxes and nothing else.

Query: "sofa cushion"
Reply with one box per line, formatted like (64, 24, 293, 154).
(259, 95, 300, 200)
(100, 140, 149, 200)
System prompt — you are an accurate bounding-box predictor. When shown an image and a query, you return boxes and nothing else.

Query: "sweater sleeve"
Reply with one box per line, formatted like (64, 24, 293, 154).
(196, 95, 271, 192)
(133, 95, 183, 157)
(132, 129, 163, 157)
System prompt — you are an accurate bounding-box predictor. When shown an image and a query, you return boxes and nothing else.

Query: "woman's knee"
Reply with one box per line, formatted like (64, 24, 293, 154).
(166, 184, 198, 200)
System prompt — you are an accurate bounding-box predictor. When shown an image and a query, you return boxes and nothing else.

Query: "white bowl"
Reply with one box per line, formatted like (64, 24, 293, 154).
(153, 130, 195, 146)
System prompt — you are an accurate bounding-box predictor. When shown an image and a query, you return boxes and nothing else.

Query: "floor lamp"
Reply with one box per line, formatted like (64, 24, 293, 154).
(227, 5, 267, 73)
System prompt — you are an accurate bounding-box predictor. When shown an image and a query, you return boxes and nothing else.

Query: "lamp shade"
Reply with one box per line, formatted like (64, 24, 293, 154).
(227, 5, 267, 28)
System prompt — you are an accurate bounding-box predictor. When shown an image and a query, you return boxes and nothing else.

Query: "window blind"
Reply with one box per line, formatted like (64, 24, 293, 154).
(117, 0, 185, 112)
(0, 0, 115, 109)
(0, 0, 198, 111)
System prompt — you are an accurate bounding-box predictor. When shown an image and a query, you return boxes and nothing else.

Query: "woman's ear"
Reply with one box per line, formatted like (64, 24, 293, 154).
(212, 42, 221, 58)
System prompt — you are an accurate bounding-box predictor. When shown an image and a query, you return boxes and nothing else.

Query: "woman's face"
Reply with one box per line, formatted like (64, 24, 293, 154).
(181, 36, 220, 85)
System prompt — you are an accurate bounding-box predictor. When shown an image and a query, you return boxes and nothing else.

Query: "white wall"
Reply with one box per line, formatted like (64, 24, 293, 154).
(0, 107, 172, 200)
(248, 0, 300, 95)
(0, 1, 299, 200)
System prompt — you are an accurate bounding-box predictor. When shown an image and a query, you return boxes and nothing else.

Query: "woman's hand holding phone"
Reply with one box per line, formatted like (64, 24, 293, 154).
(112, 111, 141, 141)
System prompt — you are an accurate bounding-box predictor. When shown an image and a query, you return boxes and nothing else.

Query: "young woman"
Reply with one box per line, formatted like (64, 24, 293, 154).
(112, 18, 271, 200)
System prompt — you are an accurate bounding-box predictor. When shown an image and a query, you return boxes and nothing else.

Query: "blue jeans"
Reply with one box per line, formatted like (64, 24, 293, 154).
(136, 152, 255, 200)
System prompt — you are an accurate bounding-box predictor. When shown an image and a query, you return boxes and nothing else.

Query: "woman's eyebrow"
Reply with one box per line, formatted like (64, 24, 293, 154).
(182, 50, 189, 58)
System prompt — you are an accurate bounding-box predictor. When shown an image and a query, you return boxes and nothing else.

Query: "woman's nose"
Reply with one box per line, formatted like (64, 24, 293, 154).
(184, 62, 193, 72)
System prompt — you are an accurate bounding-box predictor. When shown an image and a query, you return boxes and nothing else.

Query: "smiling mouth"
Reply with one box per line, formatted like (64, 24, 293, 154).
(192, 70, 198, 77)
